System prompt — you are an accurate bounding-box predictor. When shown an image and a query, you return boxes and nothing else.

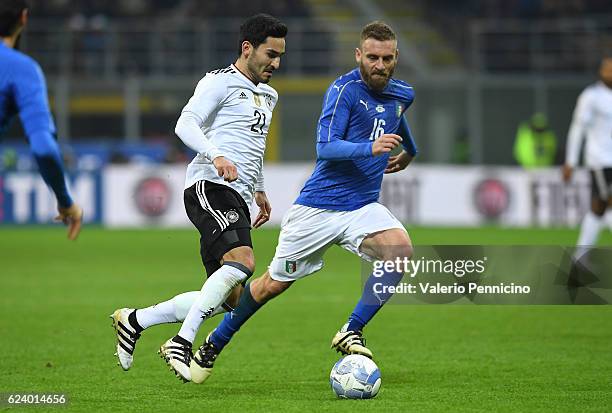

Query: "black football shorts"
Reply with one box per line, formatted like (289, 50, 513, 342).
(590, 168, 612, 202)
(184, 180, 252, 276)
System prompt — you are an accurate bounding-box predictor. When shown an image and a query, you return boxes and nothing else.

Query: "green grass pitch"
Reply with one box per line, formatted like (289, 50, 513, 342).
(1, 226, 611, 412)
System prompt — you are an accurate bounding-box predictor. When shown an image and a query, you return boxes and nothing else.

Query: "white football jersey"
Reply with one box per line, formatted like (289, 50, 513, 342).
(566, 81, 612, 168)
(177, 64, 278, 205)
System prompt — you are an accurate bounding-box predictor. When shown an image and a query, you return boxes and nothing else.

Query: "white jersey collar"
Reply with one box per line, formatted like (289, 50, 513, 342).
(231, 63, 261, 88)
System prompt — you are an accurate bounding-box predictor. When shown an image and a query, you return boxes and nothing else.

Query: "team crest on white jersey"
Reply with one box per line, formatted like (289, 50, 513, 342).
(253, 94, 262, 107)
(265, 94, 274, 110)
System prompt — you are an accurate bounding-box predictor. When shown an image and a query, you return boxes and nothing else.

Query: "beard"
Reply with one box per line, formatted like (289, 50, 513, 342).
(359, 61, 394, 92)
(247, 57, 273, 84)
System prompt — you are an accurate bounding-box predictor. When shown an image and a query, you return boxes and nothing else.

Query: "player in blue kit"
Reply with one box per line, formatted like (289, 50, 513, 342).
(188, 21, 417, 383)
(0, 0, 82, 238)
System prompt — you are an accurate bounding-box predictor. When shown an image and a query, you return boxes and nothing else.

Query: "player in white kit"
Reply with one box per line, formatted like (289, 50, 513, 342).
(563, 57, 612, 259)
(109, 14, 287, 382)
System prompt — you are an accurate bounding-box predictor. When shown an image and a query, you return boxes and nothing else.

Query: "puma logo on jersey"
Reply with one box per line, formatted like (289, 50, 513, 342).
(238, 91, 248, 99)
(359, 99, 369, 110)
(332, 84, 341, 92)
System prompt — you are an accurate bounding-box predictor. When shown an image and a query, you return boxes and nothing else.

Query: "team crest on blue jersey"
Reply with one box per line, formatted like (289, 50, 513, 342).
(396, 103, 403, 118)
(285, 260, 297, 274)
(375, 104, 385, 113)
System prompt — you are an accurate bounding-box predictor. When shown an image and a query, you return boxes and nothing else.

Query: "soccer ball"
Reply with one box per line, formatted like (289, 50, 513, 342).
(329, 354, 381, 399)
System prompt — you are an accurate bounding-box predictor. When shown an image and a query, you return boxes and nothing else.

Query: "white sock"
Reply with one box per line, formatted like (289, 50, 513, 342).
(178, 264, 250, 343)
(173, 291, 229, 320)
(135, 291, 230, 330)
(575, 212, 603, 259)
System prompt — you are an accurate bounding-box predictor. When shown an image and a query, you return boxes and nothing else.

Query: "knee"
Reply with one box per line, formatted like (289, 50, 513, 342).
(592, 202, 606, 217)
(224, 247, 256, 273)
(590, 195, 608, 216)
(240, 254, 256, 274)
(381, 244, 413, 262)
(364, 229, 413, 262)
(401, 244, 414, 260)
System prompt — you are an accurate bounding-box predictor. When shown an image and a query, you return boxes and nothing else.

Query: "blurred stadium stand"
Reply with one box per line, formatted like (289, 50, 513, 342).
(1, 0, 611, 167)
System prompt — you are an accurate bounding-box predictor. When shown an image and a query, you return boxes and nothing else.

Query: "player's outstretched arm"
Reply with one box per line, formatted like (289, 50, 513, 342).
(385, 150, 414, 174)
(55, 203, 83, 240)
(253, 191, 271, 228)
(16, 59, 80, 237)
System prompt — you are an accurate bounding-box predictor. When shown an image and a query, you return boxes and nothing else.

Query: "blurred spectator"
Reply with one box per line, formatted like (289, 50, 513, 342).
(1, 148, 18, 171)
(451, 129, 471, 164)
(513, 113, 557, 168)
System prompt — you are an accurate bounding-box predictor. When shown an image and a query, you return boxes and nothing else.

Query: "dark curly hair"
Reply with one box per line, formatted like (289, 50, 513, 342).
(237, 14, 287, 56)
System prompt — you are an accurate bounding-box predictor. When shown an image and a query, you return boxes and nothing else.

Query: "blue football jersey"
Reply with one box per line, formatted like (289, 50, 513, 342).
(0, 42, 56, 138)
(295, 68, 415, 211)
(0, 42, 72, 207)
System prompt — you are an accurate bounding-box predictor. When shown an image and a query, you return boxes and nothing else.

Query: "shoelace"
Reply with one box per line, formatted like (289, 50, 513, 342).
(196, 343, 218, 367)
(335, 331, 367, 351)
(344, 333, 366, 347)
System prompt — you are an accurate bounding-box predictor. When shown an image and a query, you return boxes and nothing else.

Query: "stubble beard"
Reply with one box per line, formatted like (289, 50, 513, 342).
(359, 61, 394, 92)
(247, 57, 270, 84)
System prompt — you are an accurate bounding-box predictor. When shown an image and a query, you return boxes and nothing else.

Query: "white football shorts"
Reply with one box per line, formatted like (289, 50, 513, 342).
(268, 203, 406, 282)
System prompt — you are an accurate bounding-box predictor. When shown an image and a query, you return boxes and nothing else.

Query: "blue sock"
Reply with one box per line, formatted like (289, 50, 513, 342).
(346, 269, 403, 332)
(209, 283, 262, 352)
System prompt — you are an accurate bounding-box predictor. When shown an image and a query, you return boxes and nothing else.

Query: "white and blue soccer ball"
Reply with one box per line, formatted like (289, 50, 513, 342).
(330, 354, 381, 399)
